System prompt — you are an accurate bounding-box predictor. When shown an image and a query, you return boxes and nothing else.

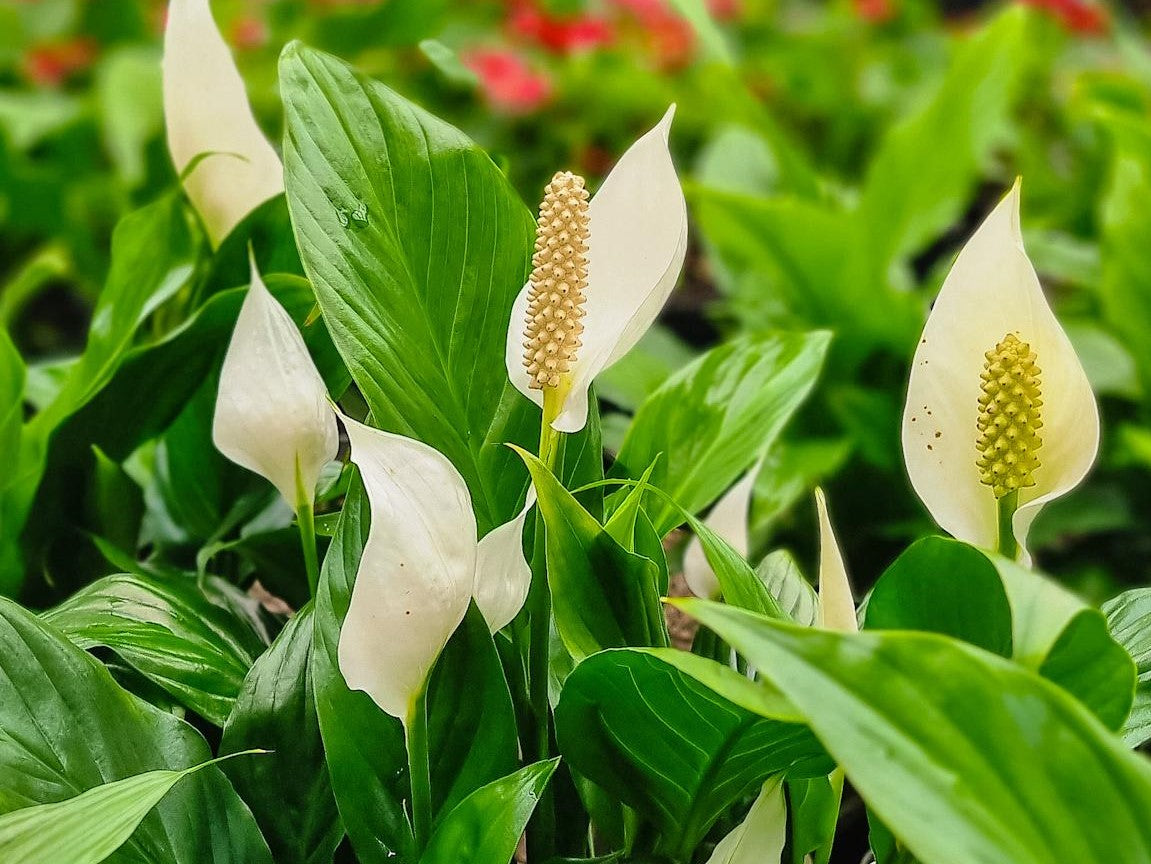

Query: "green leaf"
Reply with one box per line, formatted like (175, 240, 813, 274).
(220, 604, 343, 864)
(555, 650, 831, 859)
(677, 598, 1151, 864)
(312, 480, 518, 863)
(420, 760, 559, 864)
(0, 597, 272, 863)
(1103, 587, 1151, 746)
(994, 554, 1135, 730)
(755, 550, 817, 628)
(43, 572, 260, 726)
(0, 752, 261, 864)
(853, 6, 1028, 279)
(281, 42, 537, 533)
(614, 332, 830, 536)
(516, 448, 667, 659)
(864, 537, 1013, 657)
(665, 0, 732, 64)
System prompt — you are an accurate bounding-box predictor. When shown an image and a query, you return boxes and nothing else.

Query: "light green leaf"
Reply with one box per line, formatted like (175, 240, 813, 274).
(420, 760, 559, 864)
(755, 550, 818, 628)
(0, 752, 261, 864)
(1103, 587, 1151, 746)
(615, 332, 830, 536)
(677, 598, 1151, 864)
(666, 0, 732, 64)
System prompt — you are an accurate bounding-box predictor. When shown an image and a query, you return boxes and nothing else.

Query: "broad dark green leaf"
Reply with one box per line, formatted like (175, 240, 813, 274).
(555, 650, 832, 860)
(43, 572, 260, 726)
(221, 604, 343, 864)
(614, 332, 829, 536)
(1103, 587, 1151, 746)
(864, 537, 1013, 657)
(678, 599, 1151, 864)
(312, 480, 518, 864)
(0, 597, 272, 863)
(420, 760, 559, 864)
(517, 448, 666, 659)
(281, 42, 537, 533)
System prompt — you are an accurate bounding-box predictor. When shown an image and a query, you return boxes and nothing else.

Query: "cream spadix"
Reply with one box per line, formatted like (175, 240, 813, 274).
(212, 257, 337, 513)
(682, 463, 760, 600)
(815, 488, 856, 633)
(163, 0, 283, 246)
(901, 182, 1098, 560)
(338, 418, 532, 719)
(506, 106, 688, 433)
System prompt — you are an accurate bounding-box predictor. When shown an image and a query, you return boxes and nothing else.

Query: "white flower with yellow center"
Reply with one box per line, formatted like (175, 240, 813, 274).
(901, 181, 1098, 561)
(505, 107, 688, 434)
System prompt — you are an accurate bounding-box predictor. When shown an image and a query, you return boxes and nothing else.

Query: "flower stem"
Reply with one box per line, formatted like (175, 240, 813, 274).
(996, 489, 1019, 560)
(525, 385, 565, 860)
(405, 685, 433, 856)
(295, 460, 320, 598)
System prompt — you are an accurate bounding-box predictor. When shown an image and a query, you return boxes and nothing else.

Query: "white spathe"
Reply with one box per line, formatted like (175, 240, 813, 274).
(706, 778, 788, 864)
(815, 488, 856, 633)
(212, 256, 338, 511)
(505, 106, 688, 433)
(901, 182, 1099, 559)
(682, 463, 760, 600)
(163, 0, 283, 246)
(338, 418, 533, 719)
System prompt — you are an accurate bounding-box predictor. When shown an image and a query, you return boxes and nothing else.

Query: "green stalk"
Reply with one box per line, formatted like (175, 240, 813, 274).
(295, 460, 321, 598)
(996, 489, 1019, 560)
(406, 685, 433, 855)
(525, 387, 565, 860)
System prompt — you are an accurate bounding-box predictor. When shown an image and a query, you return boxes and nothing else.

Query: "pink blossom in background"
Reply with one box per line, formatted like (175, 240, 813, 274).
(706, 0, 742, 21)
(609, 0, 696, 68)
(1019, 0, 1109, 34)
(231, 15, 269, 51)
(852, 0, 896, 23)
(507, 0, 615, 55)
(465, 48, 553, 114)
(23, 37, 98, 87)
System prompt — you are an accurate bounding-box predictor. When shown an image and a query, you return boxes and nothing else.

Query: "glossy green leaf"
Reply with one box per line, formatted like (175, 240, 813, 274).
(994, 554, 1135, 730)
(0, 597, 272, 863)
(43, 572, 261, 726)
(220, 604, 343, 864)
(420, 760, 559, 864)
(1103, 587, 1151, 746)
(614, 332, 830, 536)
(0, 752, 260, 864)
(677, 599, 1151, 864)
(281, 42, 536, 533)
(312, 480, 518, 863)
(517, 448, 666, 659)
(555, 650, 831, 859)
(864, 537, 1013, 657)
(755, 550, 817, 628)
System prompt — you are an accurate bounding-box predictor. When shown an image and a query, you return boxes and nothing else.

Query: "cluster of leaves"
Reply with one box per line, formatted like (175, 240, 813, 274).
(3, 2, 1151, 864)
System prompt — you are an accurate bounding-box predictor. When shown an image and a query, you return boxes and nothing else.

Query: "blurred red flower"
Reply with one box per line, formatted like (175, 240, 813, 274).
(1019, 0, 1108, 34)
(507, 0, 614, 55)
(231, 15, 269, 51)
(22, 37, 98, 87)
(609, 0, 695, 69)
(852, 0, 896, 23)
(465, 48, 553, 114)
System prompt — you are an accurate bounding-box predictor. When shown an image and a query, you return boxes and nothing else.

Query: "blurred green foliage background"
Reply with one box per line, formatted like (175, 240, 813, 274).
(2, 0, 1150, 604)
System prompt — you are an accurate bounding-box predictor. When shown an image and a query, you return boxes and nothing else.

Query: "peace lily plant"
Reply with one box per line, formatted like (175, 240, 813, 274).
(7, 8, 1151, 864)
(902, 182, 1099, 562)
